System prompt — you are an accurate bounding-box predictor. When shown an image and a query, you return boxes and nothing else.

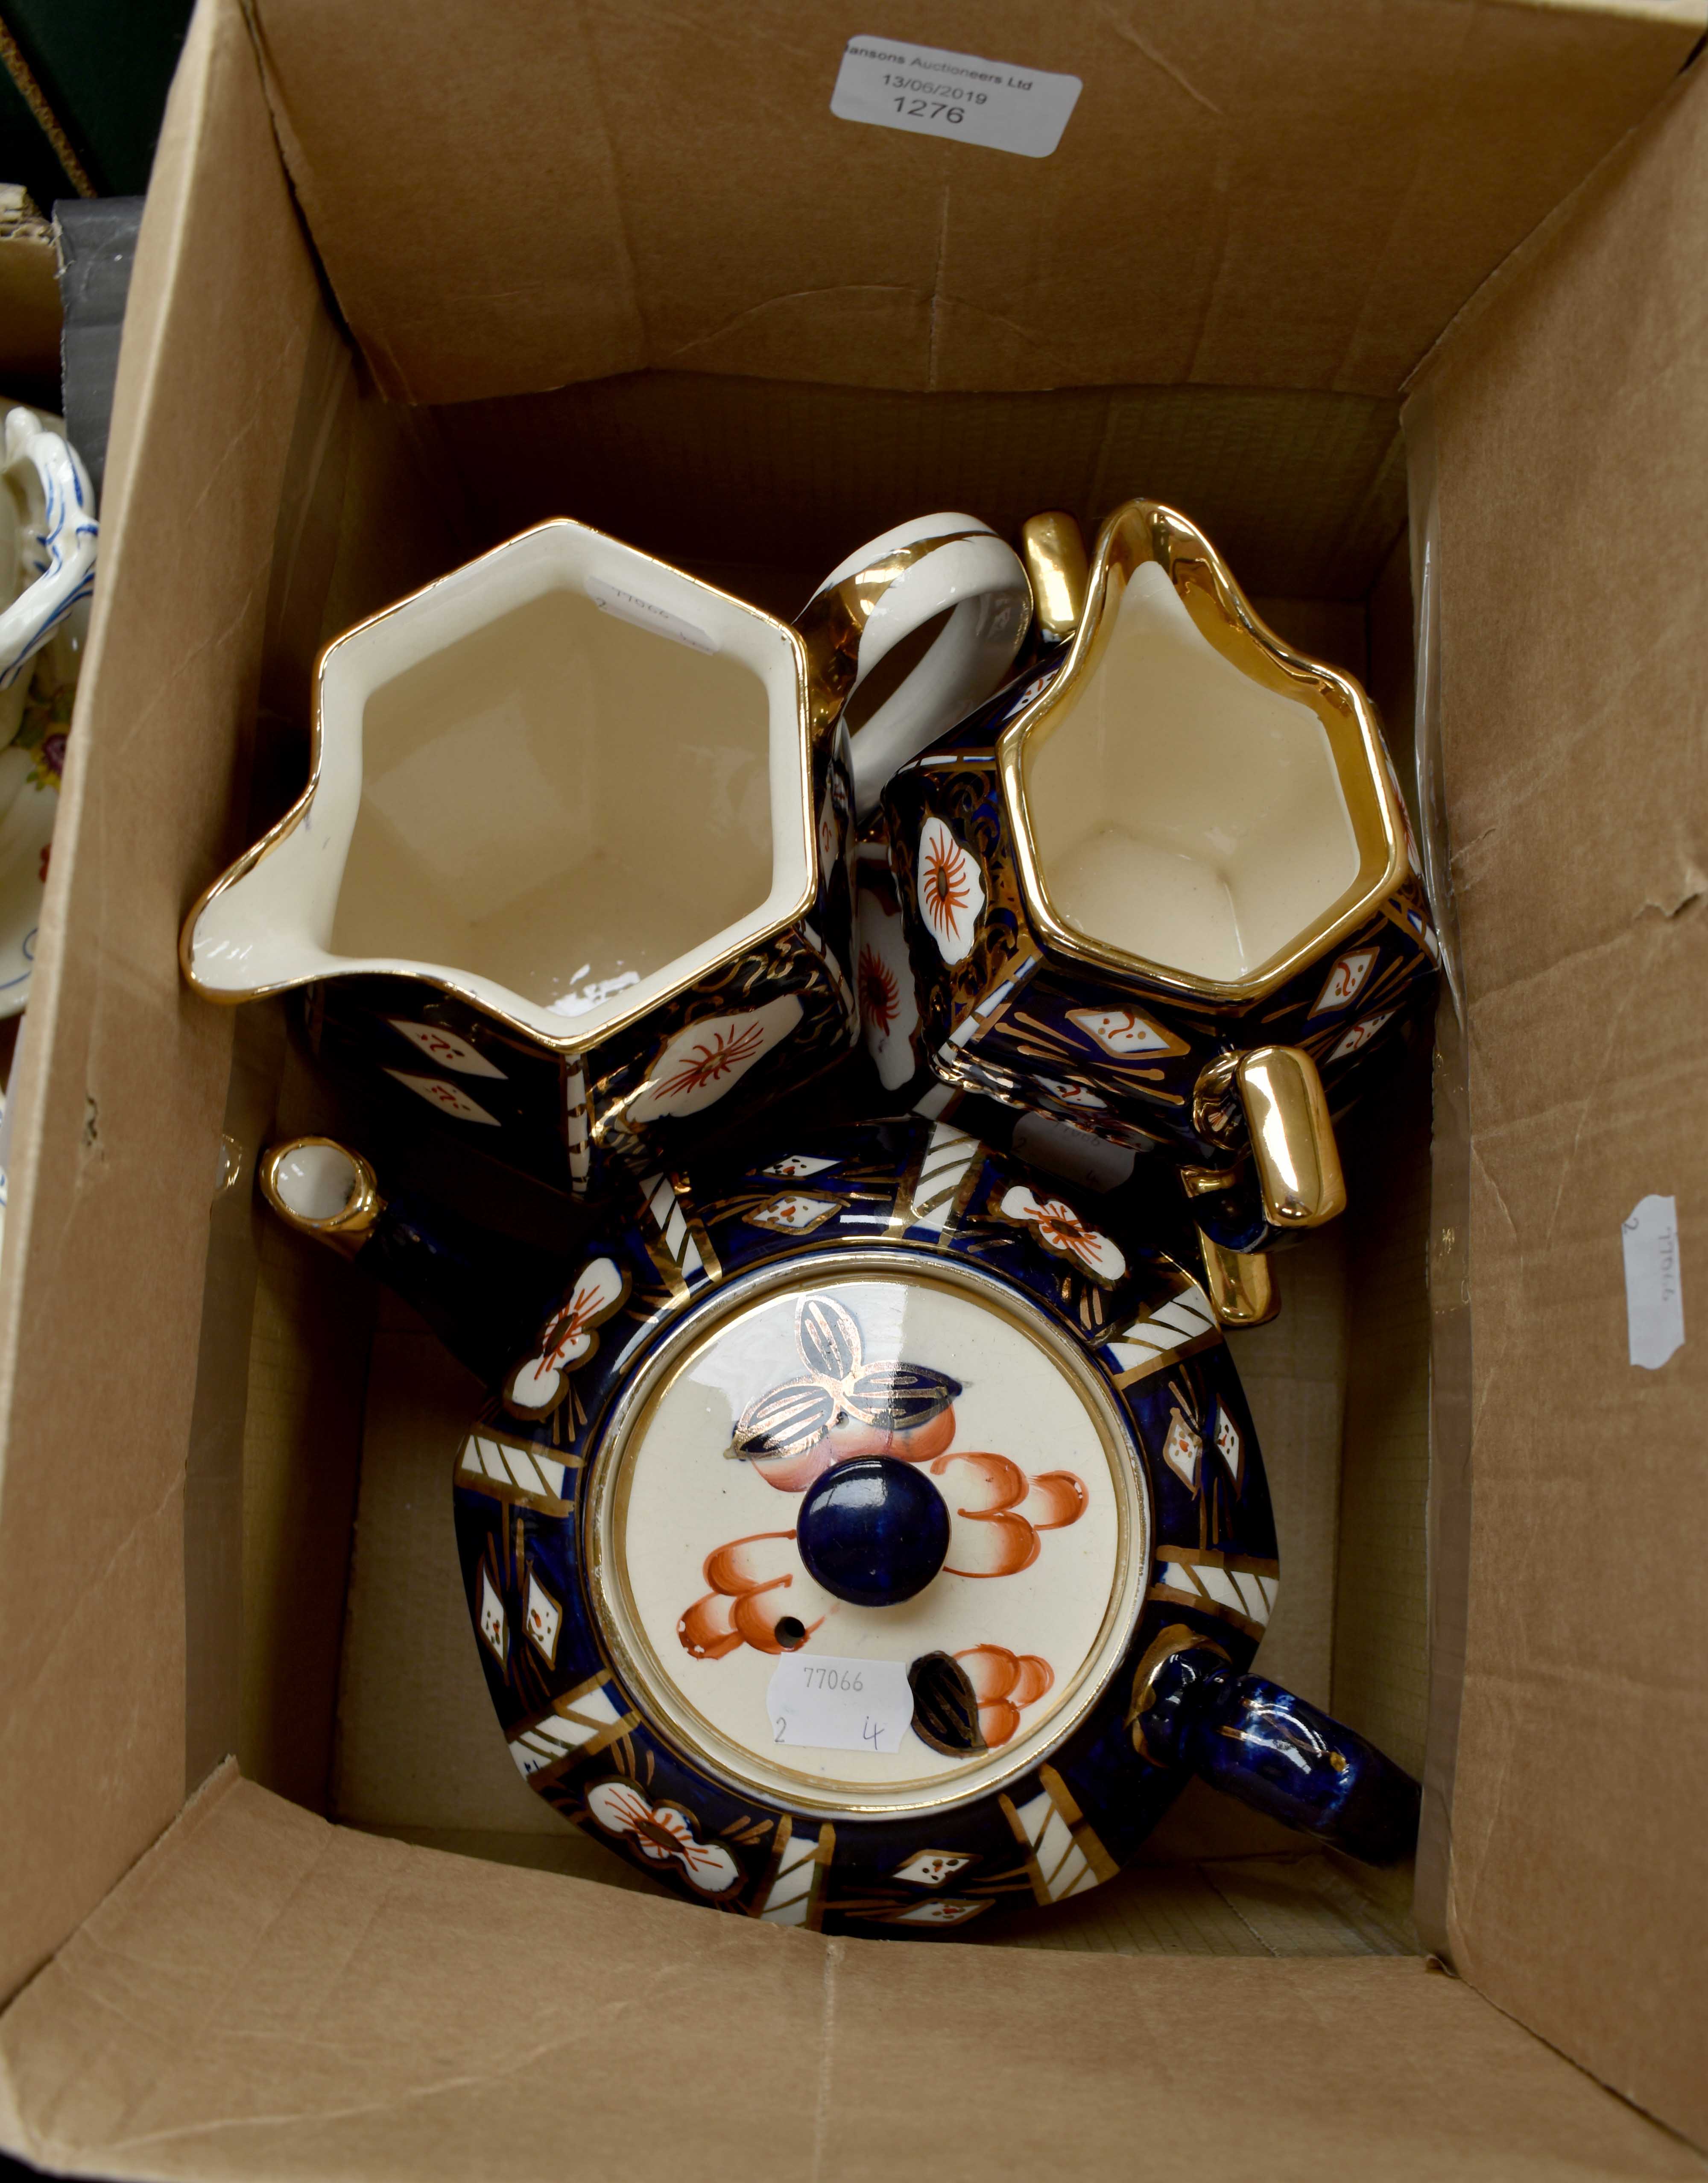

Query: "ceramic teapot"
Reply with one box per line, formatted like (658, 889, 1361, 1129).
(873, 503, 1439, 1264)
(182, 514, 1030, 1200)
(261, 1115, 1418, 1934)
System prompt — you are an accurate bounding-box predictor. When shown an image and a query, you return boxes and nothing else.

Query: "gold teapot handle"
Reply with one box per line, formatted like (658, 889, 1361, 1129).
(1234, 1046, 1346, 1229)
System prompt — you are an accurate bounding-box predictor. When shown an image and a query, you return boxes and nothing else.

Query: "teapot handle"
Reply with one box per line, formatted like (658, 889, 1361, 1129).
(797, 513, 1033, 820)
(1135, 1639, 1421, 1865)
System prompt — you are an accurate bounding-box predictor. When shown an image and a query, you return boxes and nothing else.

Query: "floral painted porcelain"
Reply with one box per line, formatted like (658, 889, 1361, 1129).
(182, 515, 1030, 1200)
(0, 404, 97, 747)
(260, 1117, 1419, 1934)
(0, 404, 94, 1019)
(878, 503, 1440, 1260)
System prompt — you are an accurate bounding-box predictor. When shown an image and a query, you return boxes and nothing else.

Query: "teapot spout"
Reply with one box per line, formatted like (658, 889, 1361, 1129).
(259, 1137, 566, 1388)
(1137, 1642, 1420, 1866)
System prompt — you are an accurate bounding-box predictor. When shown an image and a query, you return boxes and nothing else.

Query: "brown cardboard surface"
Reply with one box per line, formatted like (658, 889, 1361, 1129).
(1331, 1063, 1434, 1776)
(1413, 58, 1708, 2147)
(437, 373, 1409, 601)
(0, 232, 62, 386)
(1, 0, 1701, 2165)
(2, 1770, 1699, 2183)
(246, 0, 1699, 406)
(0, 0, 323, 2002)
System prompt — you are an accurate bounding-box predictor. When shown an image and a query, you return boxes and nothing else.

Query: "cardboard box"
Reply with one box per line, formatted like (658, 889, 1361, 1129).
(1, 1, 1705, 2172)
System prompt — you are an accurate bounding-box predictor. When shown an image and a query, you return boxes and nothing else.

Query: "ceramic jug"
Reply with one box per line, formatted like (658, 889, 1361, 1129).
(874, 503, 1439, 1276)
(259, 1115, 1419, 1936)
(0, 403, 97, 746)
(182, 514, 1032, 1200)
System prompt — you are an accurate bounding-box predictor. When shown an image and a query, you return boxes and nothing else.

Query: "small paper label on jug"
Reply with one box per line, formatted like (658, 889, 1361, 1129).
(586, 575, 718, 654)
(767, 1654, 912, 1754)
(831, 37, 1082, 159)
(1622, 1193, 1685, 1369)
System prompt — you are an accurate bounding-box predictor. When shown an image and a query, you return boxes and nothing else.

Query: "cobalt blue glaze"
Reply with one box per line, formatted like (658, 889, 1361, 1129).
(796, 1454, 951, 1607)
(1141, 1648, 1421, 1865)
(255, 1115, 1426, 1936)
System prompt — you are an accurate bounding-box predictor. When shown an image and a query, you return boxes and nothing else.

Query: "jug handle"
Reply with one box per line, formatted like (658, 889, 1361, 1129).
(259, 1136, 567, 1387)
(1195, 1044, 1347, 1232)
(1132, 1633, 1420, 1864)
(1018, 509, 1089, 644)
(797, 513, 1034, 820)
(0, 408, 99, 694)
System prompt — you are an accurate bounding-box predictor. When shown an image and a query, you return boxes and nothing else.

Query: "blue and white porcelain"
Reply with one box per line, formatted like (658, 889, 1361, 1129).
(259, 1115, 1420, 1935)
(182, 515, 1030, 1199)
(0, 404, 97, 742)
(0, 404, 96, 1018)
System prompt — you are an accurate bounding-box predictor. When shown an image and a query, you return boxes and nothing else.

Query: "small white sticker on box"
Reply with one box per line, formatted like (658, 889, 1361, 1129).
(831, 37, 1082, 159)
(1622, 1193, 1684, 1369)
(767, 1653, 913, 1754)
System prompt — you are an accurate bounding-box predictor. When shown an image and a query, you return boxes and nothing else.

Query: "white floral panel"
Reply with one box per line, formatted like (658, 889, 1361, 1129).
(628, 995, 803, 1124)
(915, 815, 984, 966)
(855, 882, 921, 1090)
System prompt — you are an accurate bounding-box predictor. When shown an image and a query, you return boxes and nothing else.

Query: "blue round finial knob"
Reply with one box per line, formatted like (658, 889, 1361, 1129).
(796, 1455, 950, 1608)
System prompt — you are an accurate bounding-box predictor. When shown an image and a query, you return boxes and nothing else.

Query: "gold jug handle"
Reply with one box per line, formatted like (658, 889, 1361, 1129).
(1233, 1046, 1346, 1230)
(1019, 510, 1089, 642)
(1198, 1234, 1279, 1326)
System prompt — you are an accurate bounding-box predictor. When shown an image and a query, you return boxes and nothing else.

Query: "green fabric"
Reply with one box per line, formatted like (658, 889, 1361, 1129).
(1, 0, 193, 200)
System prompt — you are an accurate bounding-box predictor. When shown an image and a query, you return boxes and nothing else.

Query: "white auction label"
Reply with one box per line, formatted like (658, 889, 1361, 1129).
(767, 1653, 913, 1755)
(586, 574, 717, 654)
(831, 36, 1082, 159)
(1622, 1193, 1685, 1370)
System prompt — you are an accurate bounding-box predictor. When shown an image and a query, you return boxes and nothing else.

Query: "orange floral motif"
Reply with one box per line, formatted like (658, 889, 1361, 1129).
(503, 1256, 628, 1417)
(953, 1644, 1055, 1748)
(997, 1185, 1127, 1286)
(915, 816, 985, 966)
(921, 832, 971, 933)
(659, 1022, 766, 1097)
(628, 997, 803, 1125)
(584, 1780, 740, 1893)
(931, 1450, 1088, 1578)
(678, 1529, 823, 1659)
(857, 945, 900, 1037)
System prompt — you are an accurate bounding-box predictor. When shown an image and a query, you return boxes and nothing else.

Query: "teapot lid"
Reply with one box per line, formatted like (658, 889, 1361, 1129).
(587, 1250, 1147, 1815)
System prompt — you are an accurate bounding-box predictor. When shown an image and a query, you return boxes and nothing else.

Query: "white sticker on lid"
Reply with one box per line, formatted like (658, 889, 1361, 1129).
(586, 574, 717, 654)
(831, 37, 1082, 159)
(767, 1653, 913, 1755)
(1622, 1193, 1685, 1369)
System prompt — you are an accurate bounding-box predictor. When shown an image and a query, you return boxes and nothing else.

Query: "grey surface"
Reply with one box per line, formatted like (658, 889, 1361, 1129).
(55, 194, 143, 499)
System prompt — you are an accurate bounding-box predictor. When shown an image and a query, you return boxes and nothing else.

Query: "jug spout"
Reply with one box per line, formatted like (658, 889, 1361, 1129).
(259, 1137, 566, 1387)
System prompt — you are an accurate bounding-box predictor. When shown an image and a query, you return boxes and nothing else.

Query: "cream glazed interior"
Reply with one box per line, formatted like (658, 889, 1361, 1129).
(1023, 560, 1363, 985)
(184, 520, 811, 1042)
(590, 1264, 1146, 1816)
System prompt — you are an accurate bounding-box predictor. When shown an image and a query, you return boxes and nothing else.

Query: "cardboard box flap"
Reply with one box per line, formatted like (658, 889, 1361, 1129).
(0, 0, 326, 2005)
(0, 229, 62, 391)
(247, 0, 1700, 405)
(0, 1766, 1700, 2183)
(1407, 53, 1708, 2151)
